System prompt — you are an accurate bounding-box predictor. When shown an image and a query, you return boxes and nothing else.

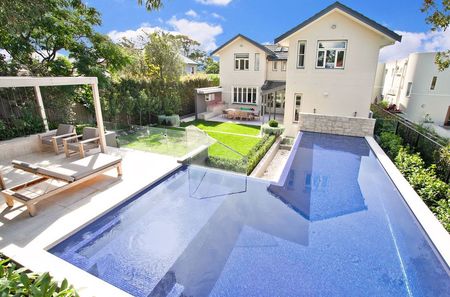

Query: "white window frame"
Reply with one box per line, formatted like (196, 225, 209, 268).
(406, 82, 413, 97)
(272, 61, 278, 71)
(281, 61, 287, 71)
(232, 86, 258, 105)
(234, 53, 249, 71)
(316, 40, 347, 69)
(254, 53, 260, 71)
(430, 76, 437, 90)
(293, 93, 302, 123)
(297, 41, 306, 68)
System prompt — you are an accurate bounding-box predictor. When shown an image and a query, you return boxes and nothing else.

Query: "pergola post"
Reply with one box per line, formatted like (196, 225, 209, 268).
(34, 86, 49, 132)
(91, 83, 107, 153)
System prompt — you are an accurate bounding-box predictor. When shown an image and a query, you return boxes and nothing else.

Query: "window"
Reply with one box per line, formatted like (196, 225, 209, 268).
(297, 41, 306, 68)
(293, 94, 302, 122)
(205, 94, 215, 101)
(406, 82, 413, 97)
(234, 53, 249, 70)
(273, 61, 278, 71)
(254, 53, 260, 71)
(316, 40, 347, 69)
(281, 61, 287, 71)
(233, 87, 257, 104)
(430, 76, 437, 90)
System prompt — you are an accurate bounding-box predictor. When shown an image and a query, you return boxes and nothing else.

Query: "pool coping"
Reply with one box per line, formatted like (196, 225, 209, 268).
(272, 131, 303, 187)
(365, 136, 450, 268)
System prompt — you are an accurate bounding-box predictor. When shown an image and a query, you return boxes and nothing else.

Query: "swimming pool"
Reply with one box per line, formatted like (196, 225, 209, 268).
(50, 132, 450, 296)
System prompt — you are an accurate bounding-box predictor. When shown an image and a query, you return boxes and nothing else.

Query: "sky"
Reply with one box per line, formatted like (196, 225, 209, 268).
(86, 0, 450, 62)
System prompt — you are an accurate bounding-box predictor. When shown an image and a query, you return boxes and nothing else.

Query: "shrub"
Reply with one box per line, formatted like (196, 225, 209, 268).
(435, 144, 450, 182)
(395, 148, 449, 207)
(379, 100, 389, 109)
(434, 199, 450, 232)
(379, 132, 403, 158)
(206, 156, 247, 173)
(268, 120, 278, 128)
(206, 135, 276, 175)
(0, 256, 78, 296)
(245, 135, 276, 175)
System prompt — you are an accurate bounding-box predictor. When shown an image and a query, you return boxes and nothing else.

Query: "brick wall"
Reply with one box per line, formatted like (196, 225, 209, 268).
(298, 113, 375, 137)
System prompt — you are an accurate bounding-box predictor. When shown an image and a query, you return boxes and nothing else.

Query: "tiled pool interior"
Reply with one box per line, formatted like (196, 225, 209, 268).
(50, 132, 450, 296)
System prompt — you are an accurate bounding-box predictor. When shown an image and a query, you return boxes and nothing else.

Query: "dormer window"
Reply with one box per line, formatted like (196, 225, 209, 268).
(234, 53, 249, 70)
(316, 40, 347, 69)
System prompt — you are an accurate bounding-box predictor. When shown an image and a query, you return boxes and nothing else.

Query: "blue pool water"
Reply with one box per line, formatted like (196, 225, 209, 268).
(50, 132, 450, 296)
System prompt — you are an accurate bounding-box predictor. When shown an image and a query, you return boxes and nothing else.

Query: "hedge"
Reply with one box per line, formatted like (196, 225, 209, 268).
(0, 255, 78, 296)
(206, 135, 277, 175)
(378, 132, 450, 232)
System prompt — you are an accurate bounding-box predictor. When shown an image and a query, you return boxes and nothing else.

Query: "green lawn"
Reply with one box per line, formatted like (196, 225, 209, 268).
(181, 120, 260, 136)
(118, 120, 262, 160)
(207, 132, 260, 159)
(119, 131, 191, 157)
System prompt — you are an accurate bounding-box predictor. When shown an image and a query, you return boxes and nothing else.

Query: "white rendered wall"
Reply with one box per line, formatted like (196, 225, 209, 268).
(266, 61, 287, 81)
(372, 63, 385, 102)
(279, 10, 394, 136)
(216, 37, 267, 106)
(397, 53, 450, 126)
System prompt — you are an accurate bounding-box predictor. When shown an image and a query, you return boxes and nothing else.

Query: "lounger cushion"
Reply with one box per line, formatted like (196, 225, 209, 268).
(65, 141, 99, 151)
(36, 167, 75, 182)
(35, 153, 121, 182)
(56, 124, 75, 136)
(69, 153, 121, 181)
(41, 136, 63, 145)
(12, 160, 39, 173)
(81, 127, 98, 141)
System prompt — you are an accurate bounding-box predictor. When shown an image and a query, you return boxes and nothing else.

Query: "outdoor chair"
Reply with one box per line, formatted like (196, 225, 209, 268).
(227, 110, 236, 119)
(2, 153, 122, 216)
(39, 124, 76, 154)
(222, 110, 228, 118)
(63, 127, 100, 158)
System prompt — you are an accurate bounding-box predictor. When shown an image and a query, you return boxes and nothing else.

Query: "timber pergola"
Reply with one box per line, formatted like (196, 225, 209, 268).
(0, 76, 107, 153)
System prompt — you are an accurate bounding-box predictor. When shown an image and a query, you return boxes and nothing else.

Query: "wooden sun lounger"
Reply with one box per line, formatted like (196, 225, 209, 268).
(1, 153, 122, 216)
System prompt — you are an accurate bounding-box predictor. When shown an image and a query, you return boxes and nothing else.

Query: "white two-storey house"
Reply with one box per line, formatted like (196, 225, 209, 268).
(204, 2, 401, 137)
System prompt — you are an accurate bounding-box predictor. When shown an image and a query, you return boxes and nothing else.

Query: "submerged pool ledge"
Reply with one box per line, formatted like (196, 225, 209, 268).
(365, 136, 450, 267)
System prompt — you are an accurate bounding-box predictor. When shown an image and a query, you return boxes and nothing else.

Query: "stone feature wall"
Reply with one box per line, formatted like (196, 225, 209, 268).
(298, 113, 375, 137)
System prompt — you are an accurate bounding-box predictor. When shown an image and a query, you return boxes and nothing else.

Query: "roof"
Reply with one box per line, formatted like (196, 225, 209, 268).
(265, 45, 289, 60)
(261, 80, 286, 92)
(181, 55, 198, 65)
(211, 34, 275, 56)
(196, 86, 223, 94)
(274, 1, 402, 44)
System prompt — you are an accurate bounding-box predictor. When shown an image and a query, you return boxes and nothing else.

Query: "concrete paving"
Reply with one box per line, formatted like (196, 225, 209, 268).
(0, 147, 180, 296)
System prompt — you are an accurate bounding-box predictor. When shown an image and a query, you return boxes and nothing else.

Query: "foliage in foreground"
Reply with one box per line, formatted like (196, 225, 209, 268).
(0, 256, 78, 297)
(378, 132, 450, 232)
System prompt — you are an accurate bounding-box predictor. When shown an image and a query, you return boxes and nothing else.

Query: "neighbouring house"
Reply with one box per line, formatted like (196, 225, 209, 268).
(201, 1, 401, 137)
(377, 52, 450, 136)
(182, 55, 198, 75)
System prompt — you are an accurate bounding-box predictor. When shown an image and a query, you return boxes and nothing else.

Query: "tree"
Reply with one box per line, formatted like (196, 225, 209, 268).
(138, 0, 163, 11)
(0, 0, 129, 81)
(173, 35, 201, 57)
(205, 57, 219, 74)
(143, 31, 184, 81)
(421, 0, 450, 70)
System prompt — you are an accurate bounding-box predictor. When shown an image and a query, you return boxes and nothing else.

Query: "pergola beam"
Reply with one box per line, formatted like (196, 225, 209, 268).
(0, 76, 98, 88)
(0, 76, 106, 153)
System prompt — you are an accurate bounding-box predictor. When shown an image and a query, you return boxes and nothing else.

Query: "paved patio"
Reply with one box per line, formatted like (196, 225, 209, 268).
(0, 147, 180, 296)
(208, 114, 284, 126)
